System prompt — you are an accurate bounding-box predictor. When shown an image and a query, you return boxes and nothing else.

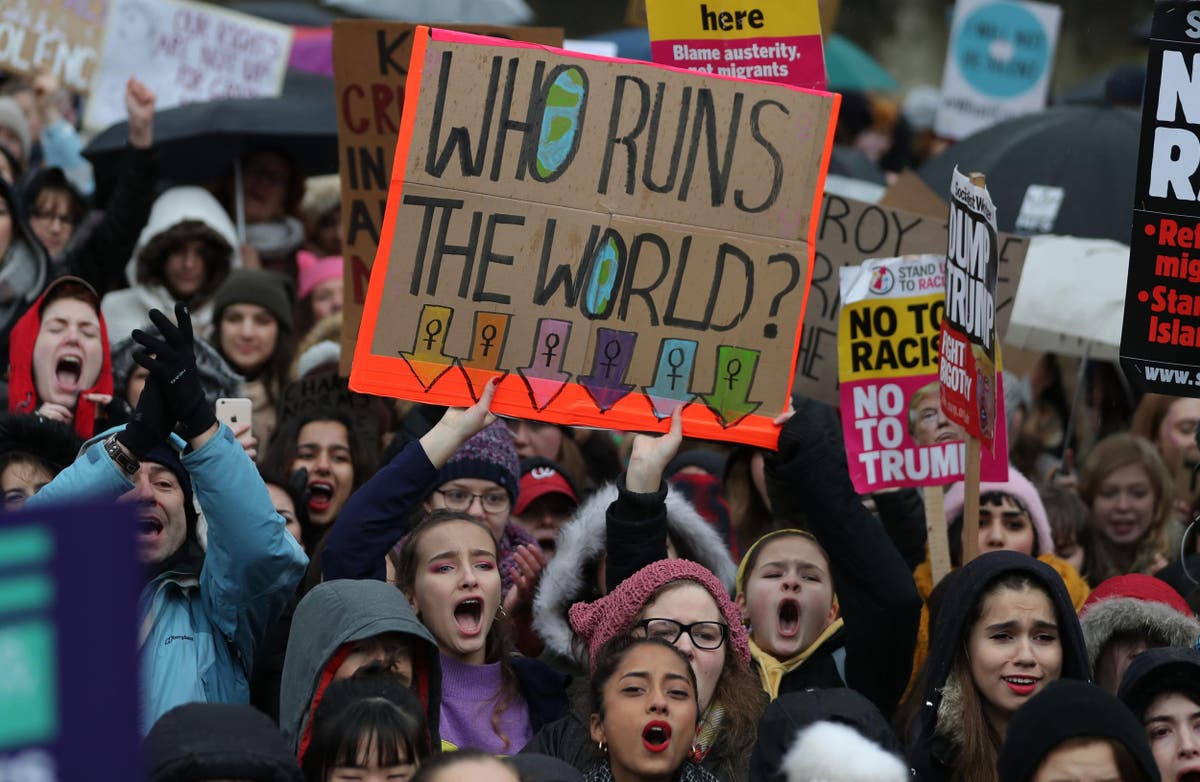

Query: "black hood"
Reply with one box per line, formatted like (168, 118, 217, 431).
(914, 551, 1091, 748)
(1118, 645, 1200, 719)
(750, 688, 903, 782)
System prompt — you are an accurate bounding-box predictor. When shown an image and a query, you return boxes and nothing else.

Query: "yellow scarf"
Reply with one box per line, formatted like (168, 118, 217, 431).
(749, 618, 845, 700)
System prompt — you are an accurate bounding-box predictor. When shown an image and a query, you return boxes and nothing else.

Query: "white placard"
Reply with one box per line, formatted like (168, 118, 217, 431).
(934, 0, 1062, 141)
(83, 0, 292, 131)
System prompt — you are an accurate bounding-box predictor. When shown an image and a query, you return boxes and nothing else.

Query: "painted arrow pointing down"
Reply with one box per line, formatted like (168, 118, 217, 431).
(517, 318, 573, 410)
(579, 329, 637, 411)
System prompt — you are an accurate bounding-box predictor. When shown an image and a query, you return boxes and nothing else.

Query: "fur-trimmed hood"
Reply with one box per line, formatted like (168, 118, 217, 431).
(1080, 595, 1200, 672)
(532, 482, 737, 663)
(782, 721, 908, 782)
(913, 552, 1091, 755)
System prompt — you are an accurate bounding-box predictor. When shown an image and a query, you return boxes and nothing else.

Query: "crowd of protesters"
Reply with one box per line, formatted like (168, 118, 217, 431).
(1, 51, 1199, 782)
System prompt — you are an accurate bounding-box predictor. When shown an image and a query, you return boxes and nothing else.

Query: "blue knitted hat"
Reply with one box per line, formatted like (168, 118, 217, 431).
(436, 420, 520, 503)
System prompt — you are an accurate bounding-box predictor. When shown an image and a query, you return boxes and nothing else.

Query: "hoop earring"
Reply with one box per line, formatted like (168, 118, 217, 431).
(598, 740, 607, 754)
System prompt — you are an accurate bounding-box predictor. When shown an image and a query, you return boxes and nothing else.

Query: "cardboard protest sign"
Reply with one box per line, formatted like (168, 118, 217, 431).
(934, 0, 1062, 141)
(0, 1, 104, 93)
(939, 168, 999, 450)
(645, 0, 825, 90)
(0, 502, 140, 779)
(333, 20, 564, 375)
(1120, 0, 1200, 396)
(83, 0, 292, 130)
(350, 27, 838, 447)
(838, 254, 1007, 493)
(792, 193, 1028, 406)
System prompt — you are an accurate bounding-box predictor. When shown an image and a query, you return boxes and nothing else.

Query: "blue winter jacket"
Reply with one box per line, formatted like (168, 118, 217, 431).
(26, 424, 308, 732)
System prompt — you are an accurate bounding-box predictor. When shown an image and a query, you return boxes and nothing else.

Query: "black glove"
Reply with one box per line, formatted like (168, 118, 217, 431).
(115, 374, 174, 457)
(131, 303, 215, 440)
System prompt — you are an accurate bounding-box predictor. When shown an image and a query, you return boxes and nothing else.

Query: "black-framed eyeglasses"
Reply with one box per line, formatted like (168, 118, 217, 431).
(433, 487, 511, 514)
(632, 618, 728, 650)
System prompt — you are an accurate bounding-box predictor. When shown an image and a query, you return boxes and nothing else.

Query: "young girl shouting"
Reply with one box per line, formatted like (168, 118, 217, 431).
(396, 510, 566, 753)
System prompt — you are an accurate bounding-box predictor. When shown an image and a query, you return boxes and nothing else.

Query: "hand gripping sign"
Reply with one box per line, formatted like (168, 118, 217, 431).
(349, 27, 839, 447)
(838, 254, 1007, 494)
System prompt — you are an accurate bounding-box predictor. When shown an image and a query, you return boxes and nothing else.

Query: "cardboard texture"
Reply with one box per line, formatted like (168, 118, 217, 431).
(934, 0, 1062, 141)
(879, 169, 947, 217)
(793, 192, 1028, 406)
(351, 27, 839, 447)
(280, 372, 385, 447)
(0, 0, 105, 93)
(1120, 0, 1200, 397)
(333, 20, 564, 375)
(938, 168, 999, 450)
(838, 254, 1007, 492)
(83, 0, 292, 130)
(645, 0, 825, 90)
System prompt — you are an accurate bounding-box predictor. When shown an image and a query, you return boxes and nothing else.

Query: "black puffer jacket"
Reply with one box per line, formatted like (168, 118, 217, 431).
(758, 396, 922, 718)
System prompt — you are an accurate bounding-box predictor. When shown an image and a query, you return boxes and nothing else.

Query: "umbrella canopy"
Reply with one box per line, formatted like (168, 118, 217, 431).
(825, 34, 899, 93)
(84, 84, 337, 186)
(919, 104, 1139, 242)
(1006, 235, 1129, 360)
(322, 0, 532, 24)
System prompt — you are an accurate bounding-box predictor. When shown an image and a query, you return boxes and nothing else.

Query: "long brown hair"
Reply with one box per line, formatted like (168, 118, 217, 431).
(1078, 433, 1173, 581)
(904, 572, 1058, 782)
(395, 510, 523, 750)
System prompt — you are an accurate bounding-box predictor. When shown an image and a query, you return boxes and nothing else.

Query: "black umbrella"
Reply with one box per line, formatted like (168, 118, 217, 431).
(84, 75, 336, 186)
(919, 105, 1139, 242)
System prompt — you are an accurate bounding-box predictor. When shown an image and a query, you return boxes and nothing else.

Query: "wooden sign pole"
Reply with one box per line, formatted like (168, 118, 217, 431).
(924, 485, 951, 585)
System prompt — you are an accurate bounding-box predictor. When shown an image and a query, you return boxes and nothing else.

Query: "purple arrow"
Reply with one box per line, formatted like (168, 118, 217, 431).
(517, 318, 573, 410)
(579, 329, 637, 411)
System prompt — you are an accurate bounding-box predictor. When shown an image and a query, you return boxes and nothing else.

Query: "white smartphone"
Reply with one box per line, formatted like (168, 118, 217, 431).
(215, 398, 253, 432)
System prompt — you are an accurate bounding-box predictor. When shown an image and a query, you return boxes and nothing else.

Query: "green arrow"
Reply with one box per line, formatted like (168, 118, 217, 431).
(698, 346, 762, 427)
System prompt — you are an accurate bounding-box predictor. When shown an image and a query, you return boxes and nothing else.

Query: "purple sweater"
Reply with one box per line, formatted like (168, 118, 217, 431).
(439, 653, 533, 754)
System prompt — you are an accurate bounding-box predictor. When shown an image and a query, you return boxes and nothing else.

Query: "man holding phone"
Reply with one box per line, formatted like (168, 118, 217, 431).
(26, 303, 308, 732)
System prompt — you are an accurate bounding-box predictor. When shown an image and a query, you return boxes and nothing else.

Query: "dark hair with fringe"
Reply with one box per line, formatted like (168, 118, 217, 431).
(395, 509, 523, 751)
(21, 166, 86, 229)
(301, 678, 430, 782)
(948, 491, 1040, 566)
(411, 750, 523, 782)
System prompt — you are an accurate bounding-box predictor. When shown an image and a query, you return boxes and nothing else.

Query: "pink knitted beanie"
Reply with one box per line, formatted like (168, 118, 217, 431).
(296, 250, 344, 301)
(568, 559, 751, 671)
(944, 464, 1055, 556)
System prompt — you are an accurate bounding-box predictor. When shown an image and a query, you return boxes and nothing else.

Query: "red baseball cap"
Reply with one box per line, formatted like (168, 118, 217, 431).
(515, 462, 579, 515)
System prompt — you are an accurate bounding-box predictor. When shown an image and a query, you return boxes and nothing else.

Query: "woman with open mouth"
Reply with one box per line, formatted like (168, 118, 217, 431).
(586, 636, 716, 782)
(6, 275, 112, 438)
(905, 551, 1091, 782)
(395, 510, 567, 755)
(1078, 434, 1174, 584)
(557, 558, 761, 782)
(264, 408, 374, 549)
